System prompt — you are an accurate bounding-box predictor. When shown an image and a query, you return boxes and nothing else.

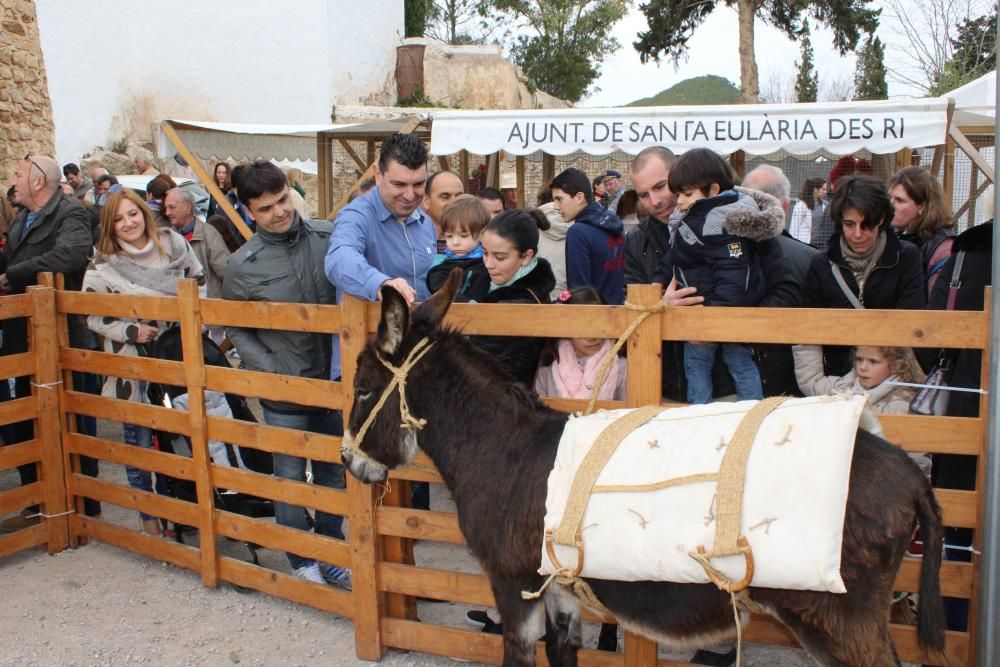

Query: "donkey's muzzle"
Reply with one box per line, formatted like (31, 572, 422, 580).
(340, 443, 388, 484)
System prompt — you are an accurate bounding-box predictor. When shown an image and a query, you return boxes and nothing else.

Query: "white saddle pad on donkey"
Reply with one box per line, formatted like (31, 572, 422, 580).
(540, 394, 867, 593)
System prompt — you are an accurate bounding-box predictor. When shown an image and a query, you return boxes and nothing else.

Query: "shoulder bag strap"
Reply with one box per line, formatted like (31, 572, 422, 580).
(829, 261, 864, 309)
(945, 250, 966, 311)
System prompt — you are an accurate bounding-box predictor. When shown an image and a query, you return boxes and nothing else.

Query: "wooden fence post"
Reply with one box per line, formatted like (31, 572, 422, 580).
(28, 284, 70, 554)
(177, 280, 220, 587)
(341, 295, 387, 660)
(623, 283, 663, 666)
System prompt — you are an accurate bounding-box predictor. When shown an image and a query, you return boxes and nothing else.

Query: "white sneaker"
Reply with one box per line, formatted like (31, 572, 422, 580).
(292, 562, 325, 584)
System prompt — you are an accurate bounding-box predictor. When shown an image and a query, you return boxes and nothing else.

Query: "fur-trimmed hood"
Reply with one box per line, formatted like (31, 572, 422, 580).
(725, 187, 786, 242)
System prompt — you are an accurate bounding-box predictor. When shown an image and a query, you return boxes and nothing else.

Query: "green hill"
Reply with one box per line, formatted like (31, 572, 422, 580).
(626, 75, 741, 107)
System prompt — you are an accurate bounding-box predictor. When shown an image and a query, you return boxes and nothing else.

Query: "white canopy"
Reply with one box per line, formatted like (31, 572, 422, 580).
(949, 71, 996, 128)
(156, 119, 355, 163)
(430, 98, 951, 158)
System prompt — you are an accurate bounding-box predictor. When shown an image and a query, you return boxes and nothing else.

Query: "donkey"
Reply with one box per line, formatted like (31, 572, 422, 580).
(341, 272, 946, 667)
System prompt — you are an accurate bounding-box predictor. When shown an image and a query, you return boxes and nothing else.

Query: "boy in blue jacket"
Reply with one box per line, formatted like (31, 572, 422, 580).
(551, 168, 625, 305)
(652, 148, 779, 404)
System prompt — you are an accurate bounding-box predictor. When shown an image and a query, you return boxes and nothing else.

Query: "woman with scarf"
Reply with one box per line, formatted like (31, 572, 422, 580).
(472, 208, 556, 385)
(801, 174, 925, 377)
(84, 189, 204, 536)
(888, 165, 956, 296)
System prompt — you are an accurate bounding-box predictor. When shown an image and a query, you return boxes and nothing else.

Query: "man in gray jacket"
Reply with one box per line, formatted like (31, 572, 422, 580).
(1, 155, 100, 533)
(223, 161, 350, 589)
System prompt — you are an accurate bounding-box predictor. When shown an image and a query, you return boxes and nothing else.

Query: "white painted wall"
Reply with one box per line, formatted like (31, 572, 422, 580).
(35, 0, 402, 164)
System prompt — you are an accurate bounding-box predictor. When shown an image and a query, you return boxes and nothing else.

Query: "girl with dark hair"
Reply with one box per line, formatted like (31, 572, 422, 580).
(145, 173, 177, 227)
(801, 174, 925, 376)
(472, 209, 556, 384)
(888, 166, 956, 295)
(535, 287, 626, 401)
(207, 162, 231, 218)
(789, 177, 827, 244)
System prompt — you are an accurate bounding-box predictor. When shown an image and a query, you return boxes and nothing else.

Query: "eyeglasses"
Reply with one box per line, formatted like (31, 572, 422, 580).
(23, 154, 47, 185)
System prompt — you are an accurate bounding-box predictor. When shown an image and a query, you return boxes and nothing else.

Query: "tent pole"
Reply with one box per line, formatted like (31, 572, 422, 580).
(976, 18, 1000, 665)
(160, 121, 253, 241)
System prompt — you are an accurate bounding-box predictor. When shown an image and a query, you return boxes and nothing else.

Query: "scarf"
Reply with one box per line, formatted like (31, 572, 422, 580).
(489, 257, 537, 292)
(839, 231, 886, 293)
(551, 339, 624, 400)
(107, 232, 196, 296)
(444, 244, 484, 261)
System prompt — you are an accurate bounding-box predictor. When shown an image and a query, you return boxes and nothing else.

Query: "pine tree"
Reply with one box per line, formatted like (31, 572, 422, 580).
(854, 34, 888, 101)
(794, 20, 819, 103)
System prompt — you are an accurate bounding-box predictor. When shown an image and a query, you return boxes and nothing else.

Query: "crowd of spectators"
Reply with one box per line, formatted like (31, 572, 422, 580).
(1, 136, 991, 647)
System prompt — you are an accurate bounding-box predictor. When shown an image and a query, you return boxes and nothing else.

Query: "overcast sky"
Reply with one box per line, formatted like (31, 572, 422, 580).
(581, 1, 990, 107)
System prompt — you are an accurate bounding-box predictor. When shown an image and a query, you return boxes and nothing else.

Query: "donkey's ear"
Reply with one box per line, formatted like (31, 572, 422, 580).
(376, 284, 410, 355)
(413, 268, 461, 330)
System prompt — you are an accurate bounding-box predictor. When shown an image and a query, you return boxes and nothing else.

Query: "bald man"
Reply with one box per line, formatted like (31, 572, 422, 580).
(1, 155, 99, 533)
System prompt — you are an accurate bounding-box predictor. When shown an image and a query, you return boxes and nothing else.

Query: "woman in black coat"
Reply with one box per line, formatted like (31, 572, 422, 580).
(801, 174, 926, 377)
(473, 209, 556, 386)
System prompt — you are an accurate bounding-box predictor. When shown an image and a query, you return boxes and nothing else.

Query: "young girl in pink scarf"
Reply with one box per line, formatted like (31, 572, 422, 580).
(534, 287, 627, 402)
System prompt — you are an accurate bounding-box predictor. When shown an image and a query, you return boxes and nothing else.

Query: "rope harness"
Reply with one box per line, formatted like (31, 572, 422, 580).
(346, 337, 436, 454)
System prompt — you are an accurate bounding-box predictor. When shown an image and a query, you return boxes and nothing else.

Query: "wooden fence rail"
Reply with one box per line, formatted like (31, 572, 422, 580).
(0, 279, 991, 667)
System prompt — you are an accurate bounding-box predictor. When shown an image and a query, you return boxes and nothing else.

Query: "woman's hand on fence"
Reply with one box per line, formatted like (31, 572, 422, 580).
(134, 323, 160, 344)
(663, 277, 704, 308)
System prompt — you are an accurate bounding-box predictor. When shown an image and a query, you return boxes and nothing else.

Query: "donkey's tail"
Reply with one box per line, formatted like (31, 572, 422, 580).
(915, 478, 946, 653)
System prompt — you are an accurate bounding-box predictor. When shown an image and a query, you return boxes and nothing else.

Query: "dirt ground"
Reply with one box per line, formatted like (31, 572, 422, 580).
(0, 419, 816, 667)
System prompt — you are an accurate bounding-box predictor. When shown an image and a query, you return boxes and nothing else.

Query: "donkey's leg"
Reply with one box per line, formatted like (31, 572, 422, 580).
(768, 604, 899, 667)
(493, 577, 545, 667)
(542, 584, 583, 667)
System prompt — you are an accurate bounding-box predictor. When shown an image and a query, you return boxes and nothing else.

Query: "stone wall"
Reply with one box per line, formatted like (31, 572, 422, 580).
(0, 0, 54, 183)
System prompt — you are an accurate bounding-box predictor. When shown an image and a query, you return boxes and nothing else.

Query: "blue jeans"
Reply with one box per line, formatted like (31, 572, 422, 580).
(262, 408, 346, 570)
(684, 342, 763, 405)
(122, 422, 156, 521)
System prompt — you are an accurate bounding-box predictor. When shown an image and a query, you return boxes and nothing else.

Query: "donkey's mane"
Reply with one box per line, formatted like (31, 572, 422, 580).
(408, 320, 552, 416)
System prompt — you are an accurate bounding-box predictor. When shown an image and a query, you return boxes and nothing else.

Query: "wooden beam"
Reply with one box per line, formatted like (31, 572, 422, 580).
(949, 125, 995, 183)
(339, 139, 368, 173)
(437, 155, 450, 172)
(542, 153, 555, 186)
(160, 121, 254, 241)
(952, 178, 991, 225)
(317, 133, 331, 219)
(459, 150, 469, 190)
(730, 150, 746, 179)
(515, 156, 526, 208)
(29, 285, 69, 554)
(178, 280, 219, 587)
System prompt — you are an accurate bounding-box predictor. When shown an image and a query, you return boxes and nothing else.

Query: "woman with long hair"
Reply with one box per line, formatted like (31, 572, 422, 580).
(789, 177, 827, 244)
(207, 161, 232, 218)
(801, 174, 925, 377)
(84, 190, 204, 535)
(888, 165, 955, 295)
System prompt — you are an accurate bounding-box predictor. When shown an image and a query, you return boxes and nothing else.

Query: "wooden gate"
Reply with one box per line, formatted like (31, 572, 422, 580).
(0, 279, 990, 666)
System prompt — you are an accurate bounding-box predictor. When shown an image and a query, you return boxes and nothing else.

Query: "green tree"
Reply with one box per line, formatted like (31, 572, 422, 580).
(405, 0, 432, 38)
(633, 0, 881, 103)
(487, 0, 631, 103)
(794, 20, 819, 103)
(929, 13, 996, 95)
(428, 0, 487, 44)
(854, 34, 888, 101)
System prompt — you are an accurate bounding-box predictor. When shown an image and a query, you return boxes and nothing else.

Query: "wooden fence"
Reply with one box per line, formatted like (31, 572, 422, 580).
(0, 279, 990, 666)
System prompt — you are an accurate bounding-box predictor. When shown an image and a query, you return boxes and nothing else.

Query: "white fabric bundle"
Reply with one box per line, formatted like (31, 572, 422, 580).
(540, 395, 866, 593)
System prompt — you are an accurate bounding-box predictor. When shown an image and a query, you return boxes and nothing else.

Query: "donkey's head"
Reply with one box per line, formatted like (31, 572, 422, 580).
(340, 270, 461, 484)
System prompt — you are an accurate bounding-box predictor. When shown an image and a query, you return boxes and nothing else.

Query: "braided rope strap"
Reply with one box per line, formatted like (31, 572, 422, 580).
(584, 300, 665, 416)
(347, 337, 436, 453)
(688, 396, 788, 592)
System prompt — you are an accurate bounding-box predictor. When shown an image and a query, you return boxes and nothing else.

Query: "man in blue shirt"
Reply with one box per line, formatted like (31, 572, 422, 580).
(325, 133, 436, 509)
(326, 133, 436, 304)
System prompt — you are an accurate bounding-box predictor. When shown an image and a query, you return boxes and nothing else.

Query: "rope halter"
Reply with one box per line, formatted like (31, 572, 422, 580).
(347, 337, 436, 454)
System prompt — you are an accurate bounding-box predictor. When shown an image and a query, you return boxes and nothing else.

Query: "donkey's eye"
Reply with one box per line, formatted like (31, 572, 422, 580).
(357, 390, 374, 402)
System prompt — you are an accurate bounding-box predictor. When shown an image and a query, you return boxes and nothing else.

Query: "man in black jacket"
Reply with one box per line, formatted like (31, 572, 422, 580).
(1, 155, 99, 533)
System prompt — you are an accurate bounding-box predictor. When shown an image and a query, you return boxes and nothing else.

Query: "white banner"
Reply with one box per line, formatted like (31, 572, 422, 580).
(431, 98, 950, 157)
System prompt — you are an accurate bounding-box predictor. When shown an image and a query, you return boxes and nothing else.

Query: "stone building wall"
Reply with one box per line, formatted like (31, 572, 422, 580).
(0, 0, 54, 183)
